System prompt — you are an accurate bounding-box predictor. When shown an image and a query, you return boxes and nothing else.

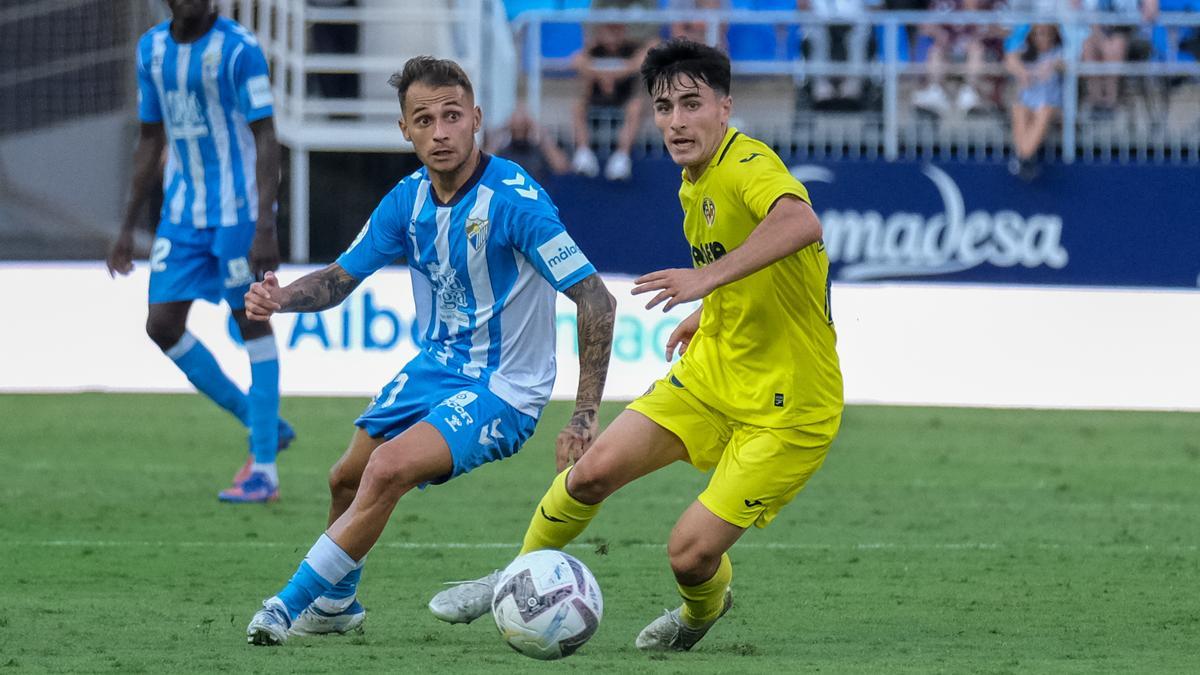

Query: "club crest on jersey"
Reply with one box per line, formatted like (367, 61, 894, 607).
(702, 197, 716, 227)
(465, 217, 490, 251)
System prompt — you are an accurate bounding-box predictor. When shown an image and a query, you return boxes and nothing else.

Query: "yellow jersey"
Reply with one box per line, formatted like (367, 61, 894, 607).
(669, 127, 843, 428)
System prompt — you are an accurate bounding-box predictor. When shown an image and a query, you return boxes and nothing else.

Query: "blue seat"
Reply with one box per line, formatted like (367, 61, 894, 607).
(1152, 0, 1197, 62)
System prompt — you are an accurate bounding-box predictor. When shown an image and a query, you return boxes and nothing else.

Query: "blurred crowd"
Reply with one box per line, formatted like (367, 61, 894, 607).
(496, 0, 1198, 181)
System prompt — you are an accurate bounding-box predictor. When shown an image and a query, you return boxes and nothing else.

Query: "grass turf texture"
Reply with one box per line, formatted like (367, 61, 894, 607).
(0, 393, 1197, 673)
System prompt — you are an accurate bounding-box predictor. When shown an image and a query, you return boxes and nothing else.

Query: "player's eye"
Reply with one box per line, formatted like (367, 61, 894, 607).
(655, 104, 670, 114)
(686, 101, 700, 111)
(447, 112, 460, 122)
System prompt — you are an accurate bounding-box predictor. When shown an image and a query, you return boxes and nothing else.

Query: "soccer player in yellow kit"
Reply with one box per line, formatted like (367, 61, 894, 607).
(429, 38, 843, 652)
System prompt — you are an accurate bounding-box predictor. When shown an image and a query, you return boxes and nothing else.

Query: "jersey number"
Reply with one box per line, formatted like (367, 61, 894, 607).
(377, 373, 410, 410)
(151, 238, 171, 272)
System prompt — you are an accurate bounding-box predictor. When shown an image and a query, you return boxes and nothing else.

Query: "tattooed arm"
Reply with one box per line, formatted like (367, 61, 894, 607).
(243, 263, 362, 321)
(555, 273, 617, 471)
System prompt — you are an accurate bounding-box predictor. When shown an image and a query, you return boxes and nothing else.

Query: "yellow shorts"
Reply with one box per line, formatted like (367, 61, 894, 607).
(627, 374, 840, 529)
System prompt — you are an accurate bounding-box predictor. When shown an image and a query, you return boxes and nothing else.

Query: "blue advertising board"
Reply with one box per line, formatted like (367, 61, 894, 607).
(542, 158, 1200, 288)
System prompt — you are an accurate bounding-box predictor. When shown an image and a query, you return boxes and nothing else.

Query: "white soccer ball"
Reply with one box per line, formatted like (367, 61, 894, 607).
(491, 549, 603, 660)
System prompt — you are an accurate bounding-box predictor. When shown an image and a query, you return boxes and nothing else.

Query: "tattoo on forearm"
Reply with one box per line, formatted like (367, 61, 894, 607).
(564, 275, 616, 414)
(282, 264, 361, 313)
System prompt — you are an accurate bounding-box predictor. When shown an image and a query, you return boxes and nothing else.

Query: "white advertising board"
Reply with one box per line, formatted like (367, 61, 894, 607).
(2, 262, 1198, 411)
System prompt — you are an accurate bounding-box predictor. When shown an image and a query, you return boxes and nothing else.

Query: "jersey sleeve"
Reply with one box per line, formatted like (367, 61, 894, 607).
(733, 146, 811, 222)
(136, 41, 162, 123)
(231, 39, 274, 122)
(335, 188, 410, 280)
(501, 197, 597, 292)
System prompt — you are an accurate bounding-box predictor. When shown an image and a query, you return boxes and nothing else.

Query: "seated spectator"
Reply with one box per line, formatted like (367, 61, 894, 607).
(1005, 23, 1064, 179)
(913, 0, 1006, 116)
(668, 0, 729, 44)
(488, 105, 572, 185)
(1081, 0, 1158, 116)
(571, 19, 654, 180)
(800, 0, 877, 103)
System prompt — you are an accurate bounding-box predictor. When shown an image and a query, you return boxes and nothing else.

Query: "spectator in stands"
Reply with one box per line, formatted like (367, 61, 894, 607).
(571, 12, 655, 180)
(488, 105, 572, 184)
(668, 0, 729, 44)
(1081, 0, 1158, 116)
(1005, 23, 1063, 179)
(800, 0, 878, 103)
(913, 0, 1007, 116)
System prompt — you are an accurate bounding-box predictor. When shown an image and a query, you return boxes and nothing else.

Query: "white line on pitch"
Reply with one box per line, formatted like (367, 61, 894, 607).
(6, 540, 1198, 553)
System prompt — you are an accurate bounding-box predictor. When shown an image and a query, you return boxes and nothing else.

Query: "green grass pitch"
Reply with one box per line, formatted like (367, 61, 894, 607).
(1, 393, 1197, 673)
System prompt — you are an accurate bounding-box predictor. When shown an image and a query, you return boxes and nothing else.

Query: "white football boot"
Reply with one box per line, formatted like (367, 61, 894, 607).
(289, 600, 366, 636)
(635, 587, 733, 652)
(427, 570, 501, 624)
(246, 597, 291, 646)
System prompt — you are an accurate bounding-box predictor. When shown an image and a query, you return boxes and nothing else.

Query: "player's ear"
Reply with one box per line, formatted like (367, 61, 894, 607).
(398, 117, 411, 142)
(473, 106, 482, 134)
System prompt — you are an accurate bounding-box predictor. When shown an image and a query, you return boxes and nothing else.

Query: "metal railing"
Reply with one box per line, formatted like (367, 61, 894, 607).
(514, 8, 1200, 163)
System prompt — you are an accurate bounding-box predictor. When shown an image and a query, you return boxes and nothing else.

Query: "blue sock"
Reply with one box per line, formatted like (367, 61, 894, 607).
(276, 534, 359, 619)
(244, 335, 280, 465)
(165, 332, 250, 426)
(313, 563, 364, 614)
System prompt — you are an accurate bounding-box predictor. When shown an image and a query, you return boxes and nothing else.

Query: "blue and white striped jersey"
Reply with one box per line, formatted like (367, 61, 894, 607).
(337, 154, 597, 418)
(136, 16, 273, 228)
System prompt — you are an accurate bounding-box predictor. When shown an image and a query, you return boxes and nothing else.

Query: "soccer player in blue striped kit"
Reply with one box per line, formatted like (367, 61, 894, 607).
(107, 0, 292, 503)
(241, 56, 617, 644)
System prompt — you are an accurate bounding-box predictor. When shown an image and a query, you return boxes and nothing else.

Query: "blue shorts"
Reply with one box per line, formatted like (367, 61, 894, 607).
(355, 352, 540, 484)
(148, 220, 256, 308)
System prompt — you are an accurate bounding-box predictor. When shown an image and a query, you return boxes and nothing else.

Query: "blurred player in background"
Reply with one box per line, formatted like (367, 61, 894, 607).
(242, 56, 616, 645)
(106, 0, 291, 503)
(430, 38, 843, 652)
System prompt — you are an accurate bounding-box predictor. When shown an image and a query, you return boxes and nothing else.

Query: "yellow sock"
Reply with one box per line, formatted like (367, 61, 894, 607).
(519, 468, 601, 556)
(678, 553, 732, 628)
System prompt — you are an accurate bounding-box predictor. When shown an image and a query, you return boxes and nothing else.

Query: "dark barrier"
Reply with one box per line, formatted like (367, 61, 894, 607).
(543, 158, 1200, 288)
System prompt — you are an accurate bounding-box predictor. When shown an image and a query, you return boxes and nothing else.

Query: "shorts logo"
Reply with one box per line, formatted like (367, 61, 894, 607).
(744, 499, 764, 508)
(478, 418, 505, 447)
(225, 257, 254, 288)
(537, 232, 589, 282)
(774, 393, 785, 407)
(466, 217, 490, 252)
(702, 197, 716, 227)
(441, 390, 478, 431)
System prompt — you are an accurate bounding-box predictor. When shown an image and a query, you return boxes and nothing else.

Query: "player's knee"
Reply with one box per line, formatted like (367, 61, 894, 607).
(360, 456, 418, 500)
(565, 460, 613, 505)
(145, 315, 185, 351)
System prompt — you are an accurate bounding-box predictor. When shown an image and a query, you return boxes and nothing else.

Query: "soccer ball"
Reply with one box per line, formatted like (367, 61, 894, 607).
(491, 549, 603, 660)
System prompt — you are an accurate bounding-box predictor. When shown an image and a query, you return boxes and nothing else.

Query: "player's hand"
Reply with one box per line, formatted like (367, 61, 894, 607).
(249, 225, 281, 279)
(555, 408, 598, 472)
(105, 232, 135, 278)
(245, 271, 284, 321)
(664, 308, 702, 361)
(632, 267, 716, 312)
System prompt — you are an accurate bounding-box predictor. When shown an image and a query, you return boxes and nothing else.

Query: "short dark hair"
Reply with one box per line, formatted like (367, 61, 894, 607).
(640, 38, 731, 98)
(387, 56, 474, 111)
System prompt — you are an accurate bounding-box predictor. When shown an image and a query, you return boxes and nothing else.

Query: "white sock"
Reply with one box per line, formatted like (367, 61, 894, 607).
(251, 462, 278, 485)
(312, 594, 356, 614)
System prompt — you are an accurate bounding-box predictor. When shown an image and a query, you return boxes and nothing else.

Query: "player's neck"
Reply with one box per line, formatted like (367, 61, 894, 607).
(428, 149, 482, 204)
(170, 12, 218, 44)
